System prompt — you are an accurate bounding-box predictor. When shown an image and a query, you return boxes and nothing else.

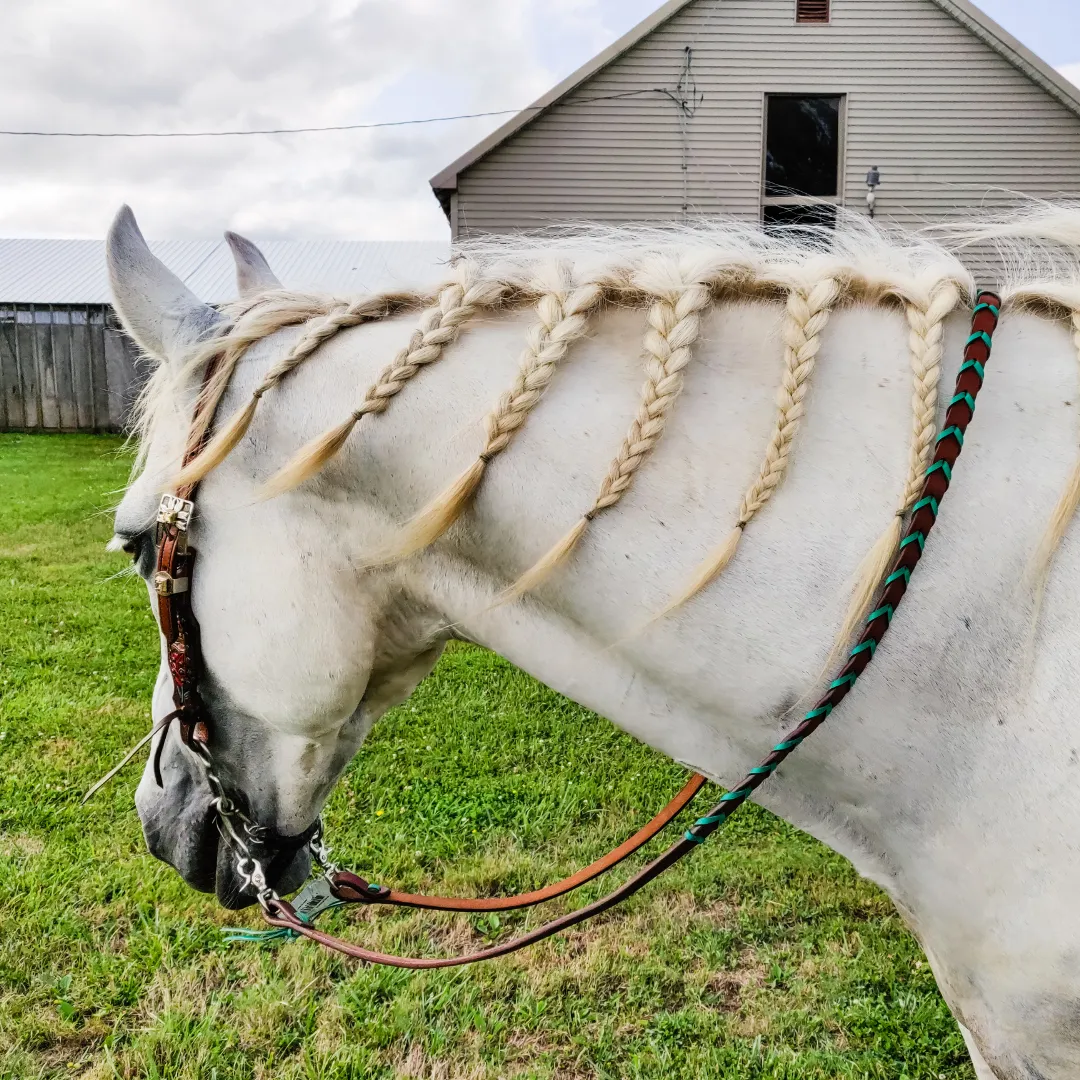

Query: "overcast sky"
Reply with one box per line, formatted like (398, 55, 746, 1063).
(0, 0, 1076, 242)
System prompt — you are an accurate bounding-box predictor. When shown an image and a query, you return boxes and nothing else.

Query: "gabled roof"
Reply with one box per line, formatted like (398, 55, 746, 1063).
(0, 237, 449, 305)
(430, 0, 1080, 212)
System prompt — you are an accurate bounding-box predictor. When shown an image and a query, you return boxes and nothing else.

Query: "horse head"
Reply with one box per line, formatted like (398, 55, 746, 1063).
(107, 206, 448, 907)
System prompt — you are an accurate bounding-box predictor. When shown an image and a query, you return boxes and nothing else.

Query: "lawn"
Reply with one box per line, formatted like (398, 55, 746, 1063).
(0, 433, 975, 1080)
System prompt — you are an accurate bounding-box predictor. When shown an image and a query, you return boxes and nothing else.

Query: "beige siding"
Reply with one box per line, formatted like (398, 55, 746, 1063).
(452, 0, 1080, 236)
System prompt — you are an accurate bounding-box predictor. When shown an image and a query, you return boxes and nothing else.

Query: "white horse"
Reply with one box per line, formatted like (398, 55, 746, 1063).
(107, 204, 1080, 1080)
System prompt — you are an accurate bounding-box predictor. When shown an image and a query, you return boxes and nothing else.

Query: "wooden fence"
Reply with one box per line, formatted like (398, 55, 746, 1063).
(0, 304, 144, 433)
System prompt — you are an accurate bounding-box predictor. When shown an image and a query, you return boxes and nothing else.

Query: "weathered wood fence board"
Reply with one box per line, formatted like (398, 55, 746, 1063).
(0, 304, 143, 433)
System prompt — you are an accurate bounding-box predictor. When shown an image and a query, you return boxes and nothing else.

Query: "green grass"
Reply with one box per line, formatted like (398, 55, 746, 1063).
(0, 433, 975, 1080)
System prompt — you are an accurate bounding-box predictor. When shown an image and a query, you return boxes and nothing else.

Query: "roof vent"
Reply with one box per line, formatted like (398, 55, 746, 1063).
(797, 0, 830, 22)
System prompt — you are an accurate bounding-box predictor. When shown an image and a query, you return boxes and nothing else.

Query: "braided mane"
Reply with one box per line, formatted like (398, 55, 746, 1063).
(133, 206, 1080, 643)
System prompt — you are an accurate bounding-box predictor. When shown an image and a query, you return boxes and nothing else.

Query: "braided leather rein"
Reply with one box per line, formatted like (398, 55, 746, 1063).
(153, 292, 1001, 967)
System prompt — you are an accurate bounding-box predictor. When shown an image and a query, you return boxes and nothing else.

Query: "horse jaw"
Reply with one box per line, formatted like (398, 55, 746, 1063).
(106, 204, 223, 362)
(225, 231, 281, 296)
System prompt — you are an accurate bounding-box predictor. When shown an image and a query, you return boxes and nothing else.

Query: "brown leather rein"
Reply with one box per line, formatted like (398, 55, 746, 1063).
(146, 292, 1002, 967)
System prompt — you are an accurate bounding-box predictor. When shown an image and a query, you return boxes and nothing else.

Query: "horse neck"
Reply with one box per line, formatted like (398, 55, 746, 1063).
(249, 302, 1079, 802)
(392, 302, 1080, 854)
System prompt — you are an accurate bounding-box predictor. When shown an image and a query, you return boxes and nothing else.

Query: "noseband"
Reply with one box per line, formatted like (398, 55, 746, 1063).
(151, 294, 1001, 966)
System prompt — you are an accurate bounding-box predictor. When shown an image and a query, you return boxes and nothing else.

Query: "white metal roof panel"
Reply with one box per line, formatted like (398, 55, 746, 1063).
(0, 238, 450, 305)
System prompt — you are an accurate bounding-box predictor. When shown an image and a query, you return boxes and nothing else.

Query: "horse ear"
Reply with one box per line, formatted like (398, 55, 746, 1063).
(225, 231, 281, 296)
(106, 205, 223, 362)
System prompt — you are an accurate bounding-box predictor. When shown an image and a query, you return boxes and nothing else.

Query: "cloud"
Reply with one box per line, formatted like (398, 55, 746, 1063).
(0, 0, 648, 241)
(1060, 63, 1080, 90)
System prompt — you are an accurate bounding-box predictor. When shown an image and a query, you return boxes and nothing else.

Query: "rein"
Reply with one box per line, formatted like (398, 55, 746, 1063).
(149, 292, 1001, 966)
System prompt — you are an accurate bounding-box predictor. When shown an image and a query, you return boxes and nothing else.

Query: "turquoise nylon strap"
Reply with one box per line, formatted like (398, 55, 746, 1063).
(804, 705, 833, 722)
(684, 831, 706, 844)
(967, 331, 993, 349)
(936, 426, 964, 448)
(694, 813, 728, 827)
(900, 532, 926, 552)
(972, 302, 1000, 317)
(958, 359, 985, 380)
(867, 605, 894, 625)
(885, 567, 912, 587)
(830, 673, 857, 691)
(912, 496, 939, 518)
(926, 460, 952, 482)
(950, 392, 976, 414)
(223, 926, 299, 943)
(719, 788, 753, 802)
(851, 639, 877, 659)
(774, 736, 804, 752)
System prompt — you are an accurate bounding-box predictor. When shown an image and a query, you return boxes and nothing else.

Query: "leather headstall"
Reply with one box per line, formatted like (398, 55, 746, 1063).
(150, 357, 222, 786)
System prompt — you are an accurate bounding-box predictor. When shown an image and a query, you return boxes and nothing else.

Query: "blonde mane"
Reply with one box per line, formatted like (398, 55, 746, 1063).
(133, 204, 1080, 646)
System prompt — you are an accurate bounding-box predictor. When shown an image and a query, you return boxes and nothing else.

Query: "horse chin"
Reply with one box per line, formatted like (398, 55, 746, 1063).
(214, 836, 313, 911)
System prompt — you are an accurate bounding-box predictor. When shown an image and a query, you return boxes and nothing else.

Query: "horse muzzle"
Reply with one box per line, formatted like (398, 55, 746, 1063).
(135, 743, 315, 909)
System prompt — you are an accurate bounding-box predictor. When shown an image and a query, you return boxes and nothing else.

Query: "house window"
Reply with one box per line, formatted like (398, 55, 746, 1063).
(796, 0, 830, 23)
(762, 94, 843, 228)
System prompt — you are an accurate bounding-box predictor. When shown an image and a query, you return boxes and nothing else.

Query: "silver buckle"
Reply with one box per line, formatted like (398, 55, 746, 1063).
(157, 494, 194, 534)
(154, 571, 190, 597)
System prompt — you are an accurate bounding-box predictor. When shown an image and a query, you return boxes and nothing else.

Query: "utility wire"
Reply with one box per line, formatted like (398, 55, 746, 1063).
(0, 90, 661, 138)
(0, 107, 530, 138)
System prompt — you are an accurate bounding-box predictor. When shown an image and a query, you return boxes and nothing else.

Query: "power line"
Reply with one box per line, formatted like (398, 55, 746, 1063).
(0, 91, 660, 138)
(0, 107, 534, 138)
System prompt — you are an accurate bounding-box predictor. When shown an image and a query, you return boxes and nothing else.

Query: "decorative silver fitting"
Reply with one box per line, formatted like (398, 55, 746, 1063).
(157, 494, 194, 534)
(153, 571, 190, 596)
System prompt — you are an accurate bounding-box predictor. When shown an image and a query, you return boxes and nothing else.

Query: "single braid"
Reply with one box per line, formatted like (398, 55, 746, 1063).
(370, 271, 603, 564)
(481, 286, 598, 458)
(498, 281, 712, 602)
(740, 278, 840, 522)
(901, 283, 960, 510)
(594, 286, 712, 512)
(262, 268, 508, 497)
(825, 280, 961, 664)
(657, 276, 841, 616)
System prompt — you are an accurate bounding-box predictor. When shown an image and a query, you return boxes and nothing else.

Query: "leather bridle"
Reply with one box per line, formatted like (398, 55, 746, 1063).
(148, 292, 1002, 967)
(152, 354, 312, 908)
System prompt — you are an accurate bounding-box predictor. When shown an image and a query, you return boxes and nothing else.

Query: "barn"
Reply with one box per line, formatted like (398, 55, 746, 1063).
(0, 238, 448, 433)
(430, 0, 1080, 236)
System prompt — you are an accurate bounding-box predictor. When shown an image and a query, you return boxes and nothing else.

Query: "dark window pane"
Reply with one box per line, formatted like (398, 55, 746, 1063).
(763, 203, 838, 232)
(765, 96, 841, 197)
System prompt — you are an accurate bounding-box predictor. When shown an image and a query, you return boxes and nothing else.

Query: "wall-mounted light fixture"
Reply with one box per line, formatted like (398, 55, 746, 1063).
(866, 166, 882, 218)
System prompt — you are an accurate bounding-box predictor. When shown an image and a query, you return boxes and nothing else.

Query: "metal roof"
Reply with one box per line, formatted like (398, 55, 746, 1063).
(430, 0, 1080, 214)
(0, 237, 450, 305)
